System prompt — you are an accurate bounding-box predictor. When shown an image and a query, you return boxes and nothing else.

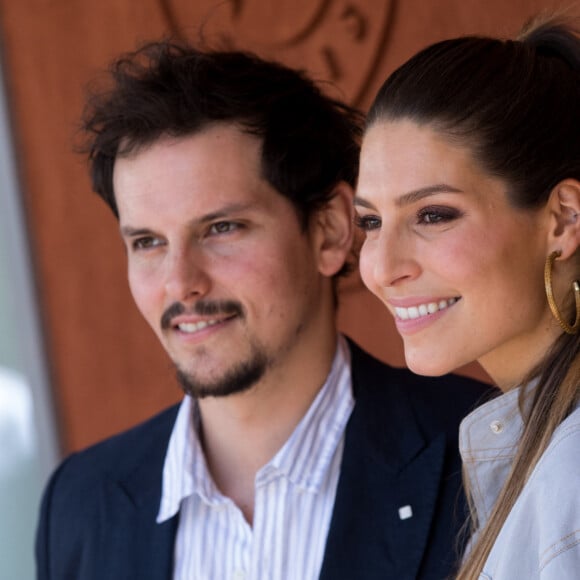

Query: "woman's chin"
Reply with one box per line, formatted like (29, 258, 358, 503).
(404, 352, 456, 377)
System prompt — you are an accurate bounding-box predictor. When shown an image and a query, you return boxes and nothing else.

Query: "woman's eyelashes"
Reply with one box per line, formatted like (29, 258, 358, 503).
(416, 205, 462, 225)
(354, 213, 381, 232)
(354, 205, 462, 234)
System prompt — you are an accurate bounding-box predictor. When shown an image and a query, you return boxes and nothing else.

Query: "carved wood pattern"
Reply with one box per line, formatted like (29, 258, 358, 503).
(158, 0, 397, 106)
(0, 0, 542, 451)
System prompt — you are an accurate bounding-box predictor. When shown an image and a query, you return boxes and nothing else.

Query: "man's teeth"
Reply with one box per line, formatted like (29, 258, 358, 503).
(177, 319, 220, 333)
(395, 298, 458, 320)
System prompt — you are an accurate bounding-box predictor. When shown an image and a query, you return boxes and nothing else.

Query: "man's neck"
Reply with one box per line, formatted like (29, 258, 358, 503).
(196, 331, 340, 524)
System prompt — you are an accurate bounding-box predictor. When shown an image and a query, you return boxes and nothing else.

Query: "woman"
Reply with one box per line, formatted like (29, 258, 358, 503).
(354, 16, 580, 580)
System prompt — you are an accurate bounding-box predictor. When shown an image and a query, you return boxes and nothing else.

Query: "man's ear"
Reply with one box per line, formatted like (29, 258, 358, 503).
(547, 178, 580, 260)
(312, 181, 355, 277)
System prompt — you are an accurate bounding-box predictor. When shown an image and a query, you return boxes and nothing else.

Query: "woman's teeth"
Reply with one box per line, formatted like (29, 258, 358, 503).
(395, 298, 458, 320)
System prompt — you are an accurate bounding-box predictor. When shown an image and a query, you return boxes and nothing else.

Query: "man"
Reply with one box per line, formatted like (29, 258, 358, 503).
(36, 42, 491, 580)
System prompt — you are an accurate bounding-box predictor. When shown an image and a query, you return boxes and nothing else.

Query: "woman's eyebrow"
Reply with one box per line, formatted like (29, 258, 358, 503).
(395, 184, 463, 207)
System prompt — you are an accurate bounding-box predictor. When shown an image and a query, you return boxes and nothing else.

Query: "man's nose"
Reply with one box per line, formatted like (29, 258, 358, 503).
(163, 247, 211, 302)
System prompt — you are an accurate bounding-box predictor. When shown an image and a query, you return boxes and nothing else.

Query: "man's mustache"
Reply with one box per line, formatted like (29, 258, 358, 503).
(160, 300, 244, 329)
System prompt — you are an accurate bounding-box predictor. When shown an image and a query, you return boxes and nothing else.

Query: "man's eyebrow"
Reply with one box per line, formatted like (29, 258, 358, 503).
(197, 202, 258, 224)
(395, 184, 463, 207)
(120, 226, 152, 237)
(119, 202, 259, 237)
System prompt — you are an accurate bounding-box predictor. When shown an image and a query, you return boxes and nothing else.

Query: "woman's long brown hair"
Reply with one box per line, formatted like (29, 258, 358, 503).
(366, 14, 580, 578)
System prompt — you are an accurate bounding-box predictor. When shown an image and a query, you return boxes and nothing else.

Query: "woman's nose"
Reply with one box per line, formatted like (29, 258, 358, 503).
(361, 229, 421, 292)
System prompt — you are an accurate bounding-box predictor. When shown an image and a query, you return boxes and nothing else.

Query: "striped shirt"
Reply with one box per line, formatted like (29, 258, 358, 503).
(157, 336, 354, 580)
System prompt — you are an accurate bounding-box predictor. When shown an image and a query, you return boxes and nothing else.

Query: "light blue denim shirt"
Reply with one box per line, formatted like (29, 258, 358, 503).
(459, 386, 580, 579)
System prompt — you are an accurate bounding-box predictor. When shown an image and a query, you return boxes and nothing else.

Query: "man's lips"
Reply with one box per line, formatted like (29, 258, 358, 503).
(160, 300, 244, 330)
(173, 314, 238, 333)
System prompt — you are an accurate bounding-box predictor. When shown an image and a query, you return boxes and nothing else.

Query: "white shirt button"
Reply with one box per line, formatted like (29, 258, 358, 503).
(490, 420, 504, 434)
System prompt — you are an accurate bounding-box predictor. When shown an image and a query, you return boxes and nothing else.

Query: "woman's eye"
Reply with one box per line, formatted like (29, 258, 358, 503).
(417, 206, 461, 225)
(354, 214, 382, 232)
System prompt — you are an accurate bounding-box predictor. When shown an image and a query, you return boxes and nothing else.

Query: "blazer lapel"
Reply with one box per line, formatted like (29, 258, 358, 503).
(99, 406, 180, 579)
(319, 343, 447, 580)
(99, 468, 179, 578)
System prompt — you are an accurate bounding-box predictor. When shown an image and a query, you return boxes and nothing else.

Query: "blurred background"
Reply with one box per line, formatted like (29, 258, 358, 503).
(0, 0, 574, 577)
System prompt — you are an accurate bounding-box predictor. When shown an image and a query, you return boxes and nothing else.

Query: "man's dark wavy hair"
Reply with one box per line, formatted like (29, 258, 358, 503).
(80, 40, 364, 235)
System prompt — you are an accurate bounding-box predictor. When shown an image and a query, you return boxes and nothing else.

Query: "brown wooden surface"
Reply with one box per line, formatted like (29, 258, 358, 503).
(0, 0, 568, 452)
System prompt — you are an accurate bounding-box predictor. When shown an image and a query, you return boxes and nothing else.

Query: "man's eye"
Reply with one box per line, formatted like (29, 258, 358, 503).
(209, 221, 239, 235)
(132, 237, 161, 250)
(354, 214, 381, 232)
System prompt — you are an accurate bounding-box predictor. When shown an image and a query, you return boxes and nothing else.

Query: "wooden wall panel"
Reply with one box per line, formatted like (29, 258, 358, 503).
(0, 0, 569, 451)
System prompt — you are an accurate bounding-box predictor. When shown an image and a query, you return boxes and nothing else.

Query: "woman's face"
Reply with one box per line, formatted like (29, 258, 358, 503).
(355, 119, 556, 388)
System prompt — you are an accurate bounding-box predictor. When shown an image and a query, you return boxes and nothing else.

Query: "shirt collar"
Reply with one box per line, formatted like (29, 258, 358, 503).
(260, 335, 353, 492)
(459, 387, 523, 462)
(459, 383, 533, 526)
(157, 335, 354, 523)
(157, 395, 223, 523)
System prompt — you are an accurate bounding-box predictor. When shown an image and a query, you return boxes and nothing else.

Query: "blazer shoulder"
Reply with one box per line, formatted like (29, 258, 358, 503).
(47, 402, 180, 492)
(36, 403, 181, 578)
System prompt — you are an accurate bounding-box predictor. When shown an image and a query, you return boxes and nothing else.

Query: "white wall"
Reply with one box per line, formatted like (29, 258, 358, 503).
(0, 49, 60, 580)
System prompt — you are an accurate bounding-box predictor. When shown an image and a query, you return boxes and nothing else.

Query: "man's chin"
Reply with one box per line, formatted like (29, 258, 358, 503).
(175, 355, 268, 399)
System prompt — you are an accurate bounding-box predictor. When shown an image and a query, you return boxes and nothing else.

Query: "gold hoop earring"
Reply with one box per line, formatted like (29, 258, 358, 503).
(544, 250, 580, 335)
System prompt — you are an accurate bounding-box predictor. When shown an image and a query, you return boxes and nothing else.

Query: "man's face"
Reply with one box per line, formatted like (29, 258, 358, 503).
(113, 124, 334, 397)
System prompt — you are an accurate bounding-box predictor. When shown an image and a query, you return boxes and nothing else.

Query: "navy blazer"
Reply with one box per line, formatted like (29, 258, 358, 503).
(36, 340, 492, 579)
